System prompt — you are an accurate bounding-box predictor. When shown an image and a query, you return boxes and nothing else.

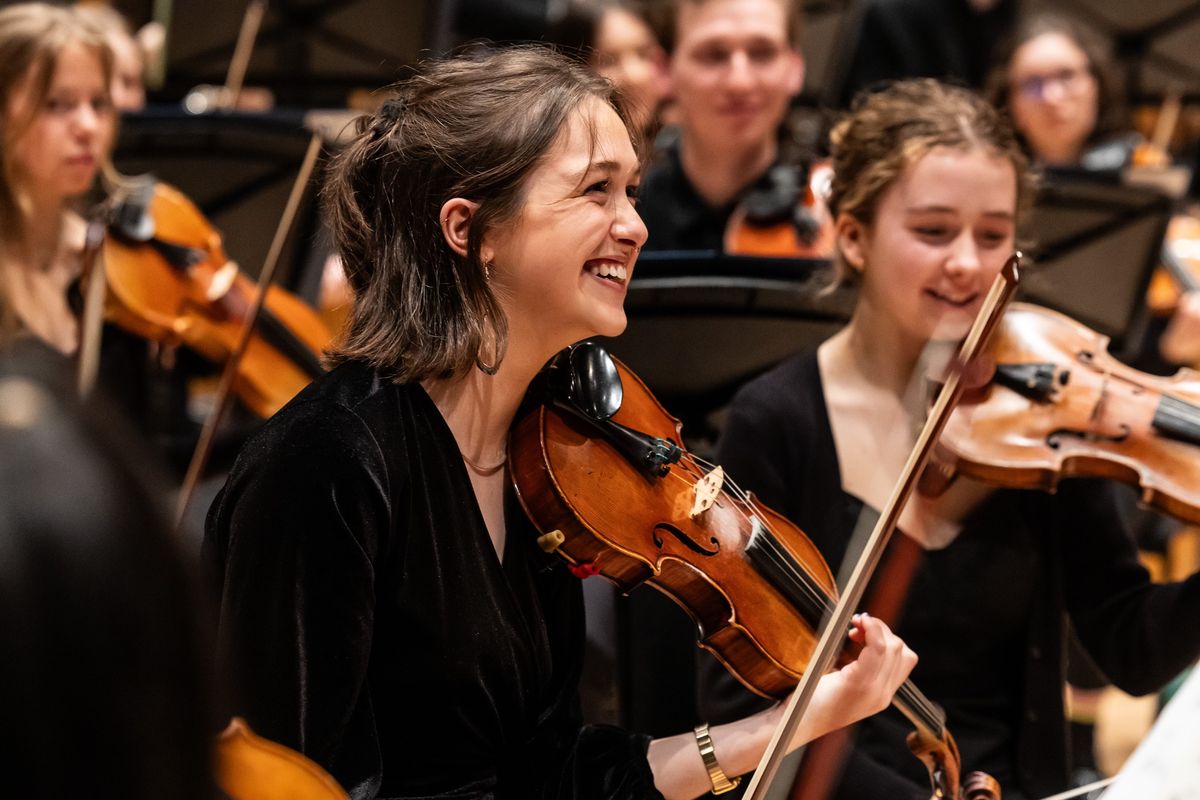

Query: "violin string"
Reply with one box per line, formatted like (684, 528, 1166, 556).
(660, 458, 945, 731)
(750, 529, 944, 733)
(652, 455, 940, 734)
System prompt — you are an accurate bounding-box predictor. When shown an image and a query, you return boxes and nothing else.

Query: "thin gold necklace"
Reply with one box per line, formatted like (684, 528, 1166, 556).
(461, 449, 507, 474)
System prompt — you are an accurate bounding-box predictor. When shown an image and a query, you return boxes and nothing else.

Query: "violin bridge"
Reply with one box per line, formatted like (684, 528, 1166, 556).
(206, 260, 239, 301)
(689, 466, 725, 518)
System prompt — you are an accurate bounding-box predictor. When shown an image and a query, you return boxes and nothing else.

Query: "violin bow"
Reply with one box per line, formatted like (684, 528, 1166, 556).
(1037, 776, 1117, 800)
(222, 0, 267, 110)
(742, 253, 1022, 800)
(76, 218, 110, 400)
(173, 132, 323, 531)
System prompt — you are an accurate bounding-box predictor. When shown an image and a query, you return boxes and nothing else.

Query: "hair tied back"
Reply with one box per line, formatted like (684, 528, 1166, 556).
(372, 97, 405, 139)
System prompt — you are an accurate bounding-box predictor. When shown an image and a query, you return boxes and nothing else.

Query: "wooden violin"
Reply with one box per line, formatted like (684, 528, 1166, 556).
(216, 717, 349, 800)
(96, 179, 331, 417)
(509, 342, 1000, 800)
(723, 160, 837, 258)
(934, 303, 1200, 524)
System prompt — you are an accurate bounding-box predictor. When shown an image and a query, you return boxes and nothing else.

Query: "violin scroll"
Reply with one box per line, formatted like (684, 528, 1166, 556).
(961, 772, 1002, 800)
(906, 726, 1001, 800)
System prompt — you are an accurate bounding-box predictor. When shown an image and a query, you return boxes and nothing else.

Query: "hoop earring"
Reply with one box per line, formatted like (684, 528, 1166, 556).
(475, 354, 499, 376)
(476, 317, 500, 375)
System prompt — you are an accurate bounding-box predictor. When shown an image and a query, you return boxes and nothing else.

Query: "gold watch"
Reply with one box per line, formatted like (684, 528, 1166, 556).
(694, 723, 742, 795)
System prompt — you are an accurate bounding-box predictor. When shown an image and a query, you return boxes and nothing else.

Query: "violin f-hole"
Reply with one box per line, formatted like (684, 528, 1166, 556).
(652, 523, 720, 556)
(1046, 424, 1131, 449)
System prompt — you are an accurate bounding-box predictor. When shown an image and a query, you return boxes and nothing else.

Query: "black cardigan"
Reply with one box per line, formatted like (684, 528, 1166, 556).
(204, 360, 662, 799)
(702, 350, 1200, 800)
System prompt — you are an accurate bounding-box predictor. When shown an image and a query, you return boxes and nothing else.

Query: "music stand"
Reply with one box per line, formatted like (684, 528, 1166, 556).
(112, 108, 331, 302)
(157, 0, 430, 107)
(1018, 174, 1172, 356)
(603, 252, 852, 448)
(1038, 0, 1200, 103)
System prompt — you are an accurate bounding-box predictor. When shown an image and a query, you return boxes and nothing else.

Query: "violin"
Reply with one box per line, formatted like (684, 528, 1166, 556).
(97, 179, 331, 418)
(216, 717, 349, 799)
(933, 303, 1200, 524)
(723, 160, 837, 258)
(509, 342, 1001, 800)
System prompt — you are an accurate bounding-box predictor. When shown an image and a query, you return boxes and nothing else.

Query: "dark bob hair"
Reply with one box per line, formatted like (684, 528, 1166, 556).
(323, 45, 638, 383)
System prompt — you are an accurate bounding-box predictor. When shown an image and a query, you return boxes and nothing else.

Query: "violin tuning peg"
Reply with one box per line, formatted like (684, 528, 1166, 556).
(537, 529, 566, 553)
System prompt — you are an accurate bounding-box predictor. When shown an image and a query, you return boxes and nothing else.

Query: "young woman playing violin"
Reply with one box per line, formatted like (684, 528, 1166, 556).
(699, 79, 1200, 800)
(0, 3, 204, 466)
(0, 3, 114, 355)
(986, 12, 1200, 371)
(204, 46, 916, 800)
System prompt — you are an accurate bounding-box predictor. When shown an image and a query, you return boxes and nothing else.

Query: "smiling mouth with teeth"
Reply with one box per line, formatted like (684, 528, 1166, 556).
(585, 261, 628, 284)
(927, 289, 976, 308)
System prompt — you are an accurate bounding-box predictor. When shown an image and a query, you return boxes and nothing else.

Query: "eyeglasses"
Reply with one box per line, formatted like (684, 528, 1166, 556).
(1013, 67, 1092, 101)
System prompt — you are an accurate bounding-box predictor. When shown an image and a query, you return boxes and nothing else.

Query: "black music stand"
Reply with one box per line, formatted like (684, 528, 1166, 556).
(603, 252, 851, 450)
(1042, 0, 1200, 103)
(1018, 174, 1173, 356)
(157, 0, 430, 107)
(112, 108, 330, 302)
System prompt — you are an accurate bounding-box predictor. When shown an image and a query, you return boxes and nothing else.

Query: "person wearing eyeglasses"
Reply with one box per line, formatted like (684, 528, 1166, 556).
(984, 12, 1125, 170)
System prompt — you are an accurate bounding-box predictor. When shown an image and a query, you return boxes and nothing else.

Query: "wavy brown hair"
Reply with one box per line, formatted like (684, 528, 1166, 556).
(323, 45, 637, 382)
(827, 79, 1034, 284)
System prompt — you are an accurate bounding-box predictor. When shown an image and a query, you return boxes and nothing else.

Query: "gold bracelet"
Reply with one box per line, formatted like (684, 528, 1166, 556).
(694, 722, 742, 795)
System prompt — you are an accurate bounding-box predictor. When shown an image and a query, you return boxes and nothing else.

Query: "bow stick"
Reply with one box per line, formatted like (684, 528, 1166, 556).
(173, 133, 322, 530)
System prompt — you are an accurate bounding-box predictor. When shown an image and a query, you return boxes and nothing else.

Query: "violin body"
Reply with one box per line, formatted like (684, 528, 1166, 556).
(512, 356, 836, 698)
(100, 181, 331, 417)
(938, 303, 1200, 524)
(216, 717, 348, 800)
(723, 160, 836, 258)
(510, 344, 998, 800)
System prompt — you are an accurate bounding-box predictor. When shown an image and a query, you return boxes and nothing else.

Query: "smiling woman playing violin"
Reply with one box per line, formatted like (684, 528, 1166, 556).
(204, 46, 916, 800)
(699, 79, 1200, 800)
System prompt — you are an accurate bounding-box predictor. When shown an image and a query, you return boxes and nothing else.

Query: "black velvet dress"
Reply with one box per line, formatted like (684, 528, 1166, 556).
(700, 350, 1200, 800)
(204, 360, 662, 800)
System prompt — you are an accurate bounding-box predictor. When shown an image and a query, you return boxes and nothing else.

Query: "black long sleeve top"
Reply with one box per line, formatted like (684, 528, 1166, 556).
(701, 350, 1200, 800)
(203, 360, 662, 799)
